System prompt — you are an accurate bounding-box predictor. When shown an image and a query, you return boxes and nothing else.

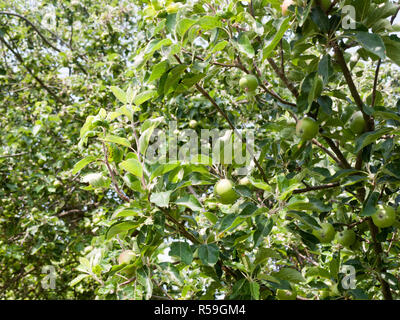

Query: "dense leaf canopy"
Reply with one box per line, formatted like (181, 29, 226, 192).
(1, 0, 400, 300)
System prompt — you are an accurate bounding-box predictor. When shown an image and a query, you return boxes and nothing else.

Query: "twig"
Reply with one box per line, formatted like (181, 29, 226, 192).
(102, 142, 130, 203)
(174, 54, 269, 183)
(0, 11, 62, 52)
(0, 152, 28, 159)
(292, 182, 340, 194)
(371, 59, 381, 108)
(267, 57, 299, 98)
(321, 136, 352, 169)
(311, 139, 341, 165)
(0, 36, 63, 104)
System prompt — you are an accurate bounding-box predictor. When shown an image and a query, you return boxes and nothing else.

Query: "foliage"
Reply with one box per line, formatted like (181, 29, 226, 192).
(2, 0, 400, 300)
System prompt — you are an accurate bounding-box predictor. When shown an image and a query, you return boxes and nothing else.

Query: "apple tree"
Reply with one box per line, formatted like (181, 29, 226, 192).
(70, 0, 400, 300)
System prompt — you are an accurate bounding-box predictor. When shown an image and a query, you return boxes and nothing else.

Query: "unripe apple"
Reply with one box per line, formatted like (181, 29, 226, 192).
(372, 205, 396, 228)
(335, 229, 356, 247)
(189, 120, 198, 129)
(349, 111, 366, 135)
(319, 290, 330, 299)
(214, 179, 238, 205)
(281, 0, 295, 16)
(312, 223, 336, 243)
(276, 288, 297, 300)
(296, 117, 319, 141)
(118, 250, 137, 265)
(239, 74, 258, 92)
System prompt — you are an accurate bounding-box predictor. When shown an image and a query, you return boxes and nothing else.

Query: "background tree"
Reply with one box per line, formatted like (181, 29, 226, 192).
(1, 0, 400, 300)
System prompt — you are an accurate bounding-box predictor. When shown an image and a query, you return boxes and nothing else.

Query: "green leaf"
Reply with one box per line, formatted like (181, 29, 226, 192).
(361, 191, 379, 217)
(103, 135, 131, 148)
(150, 191, 173, 208)
(198, 244, 219, 266)
(119, 158, 143, 178)
(249, 281, 260, 300)
(80, 116, 95, 139)
(169, 241, 193, 265)
(248, 177, 272, 192)
(354, 32, 386, 60)
(354, 127, 392, 153)
(69, 274, 89, 286)
(236, 33, 255, 58)
(372, 111, 400, 122)
(138, 117, 163, 156)
(148, 60, 170, 82)
(253, 215, 273, 247)
(144, 38, 172, 56)
(262, 17, 290, 60)
(71, 156, 97, 175)
(112, 209, 141, 219)
(110, 86, 127, 104)
(310, 7, 330, 33)
(273, 268, 306, 284)
(211, 40, 228, 54)
(150, 163, 181, 182)
(176, 18, 196, 37)
(329, 255, 340, 280)
(324, 169, 365, 183)
(318, 55, 333, 85)
(106, 221, 138, 239)
(254, 248, 280, 265)
(197, 16, 222, 31)
(174, 195, 202, 212)
(134, 90, 158, 106)
(383, 35, 400, 66)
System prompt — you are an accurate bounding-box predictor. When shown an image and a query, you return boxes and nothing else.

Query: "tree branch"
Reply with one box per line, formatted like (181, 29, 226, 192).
(267, 57, 299, 98)
(321, 136, 352, 169)
(0, 36, 63, 104)
(292, 182, 340, 194)
(174, 54, 269, 183)
(102, 142, 130, 203)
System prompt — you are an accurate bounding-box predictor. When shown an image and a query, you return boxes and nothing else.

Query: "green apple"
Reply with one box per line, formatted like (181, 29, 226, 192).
(312, 223, 336, 243)
(239, 74, 258, 92)
(118, 250, 137, 265)
(296, 117, 319, 141)
(319, 290, 330, 299)
(335, 229, 356, 247)
(281, 0, 295, 16)
(189, 120, 198, 129)
(349, 111, 366, 135)
(371, 205, 396, 228)
(214, 179, 238, 205)
(276, 288, 297, 300)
